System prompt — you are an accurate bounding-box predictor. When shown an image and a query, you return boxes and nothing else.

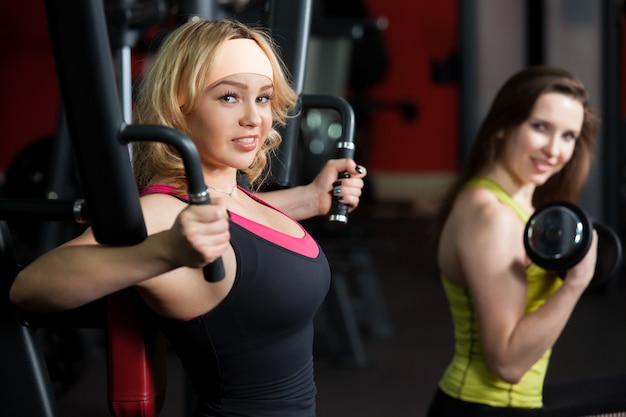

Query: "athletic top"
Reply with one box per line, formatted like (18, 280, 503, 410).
(438, 178, 562, 408)
(140, 184, 331, 417)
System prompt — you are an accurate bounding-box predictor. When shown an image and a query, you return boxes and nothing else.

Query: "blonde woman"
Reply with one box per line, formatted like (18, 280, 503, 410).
(11, 19, 366, 417)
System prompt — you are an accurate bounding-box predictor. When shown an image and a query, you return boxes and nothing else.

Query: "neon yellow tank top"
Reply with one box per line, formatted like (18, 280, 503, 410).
(438, 178, 562, 408)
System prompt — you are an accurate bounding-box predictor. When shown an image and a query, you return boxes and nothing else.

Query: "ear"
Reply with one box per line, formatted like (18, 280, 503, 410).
(496, 129, 506, 140)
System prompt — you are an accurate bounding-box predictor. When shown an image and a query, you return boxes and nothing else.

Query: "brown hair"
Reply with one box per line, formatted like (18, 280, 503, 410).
(431, 66, 600, 252)
(132, 18, 299, 194)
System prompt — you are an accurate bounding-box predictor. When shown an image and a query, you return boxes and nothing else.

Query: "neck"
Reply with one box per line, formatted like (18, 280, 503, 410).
(486, 166, 535, 206)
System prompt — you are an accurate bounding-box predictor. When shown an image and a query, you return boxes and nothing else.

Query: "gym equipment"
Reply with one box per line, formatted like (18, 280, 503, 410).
(0, 222, 57, 417)
(265, 0, 312, 187)
(46, 0, 224, 282)
(524, 201, 623, 289)
(0, 1, 224, 416)
(299, 95, 356, 224)
(119, 125, 226, 282)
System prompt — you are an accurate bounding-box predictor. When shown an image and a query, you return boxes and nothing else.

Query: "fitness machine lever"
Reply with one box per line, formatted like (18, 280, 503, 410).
(120, 124, 226, 282)
(300, 94, 356, 224)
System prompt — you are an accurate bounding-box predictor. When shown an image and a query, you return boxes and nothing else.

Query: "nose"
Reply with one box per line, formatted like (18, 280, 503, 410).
(239, 101, 261, 127)
(543, 135, 561, 157)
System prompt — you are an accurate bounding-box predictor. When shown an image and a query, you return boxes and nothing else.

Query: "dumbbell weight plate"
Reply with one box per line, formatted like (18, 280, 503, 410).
(590, 220, 623, 289)
(524, 201, 623, 289)
(524, 201, 593, 272)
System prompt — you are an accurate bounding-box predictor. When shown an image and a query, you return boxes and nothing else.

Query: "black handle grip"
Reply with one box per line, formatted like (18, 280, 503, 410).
(190, 192, 226, 283)
(328, 143, 355, 223)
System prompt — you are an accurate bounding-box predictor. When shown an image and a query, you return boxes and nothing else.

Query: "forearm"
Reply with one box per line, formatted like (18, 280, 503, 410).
(492, 282, 586, 382)
(10, 231, 176, 313)
(257, 184, 322, 221)
(258, 159, 365, 221)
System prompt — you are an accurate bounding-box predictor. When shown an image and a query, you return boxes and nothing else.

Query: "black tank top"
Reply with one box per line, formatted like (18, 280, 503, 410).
(147, 188, 330, 417)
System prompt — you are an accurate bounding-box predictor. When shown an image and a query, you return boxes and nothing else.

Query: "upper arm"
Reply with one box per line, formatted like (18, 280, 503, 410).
(60, 193, 181, 247)
(455, 193, 529, 363)
(135, 194, 236, 319)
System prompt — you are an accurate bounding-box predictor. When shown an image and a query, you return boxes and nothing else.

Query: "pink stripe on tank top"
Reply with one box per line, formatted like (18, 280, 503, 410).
(140, 184, 319, 258)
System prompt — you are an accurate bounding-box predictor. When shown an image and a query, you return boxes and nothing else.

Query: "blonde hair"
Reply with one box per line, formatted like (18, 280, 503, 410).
(133, 18, 299, 194)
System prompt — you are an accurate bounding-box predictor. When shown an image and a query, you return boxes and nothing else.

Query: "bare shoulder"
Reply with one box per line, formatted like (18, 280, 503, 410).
(440, 186, 526, 284)
(140, 193, 187, 233)
(452, 187, 520, 235)
(59, 193, 183, 247)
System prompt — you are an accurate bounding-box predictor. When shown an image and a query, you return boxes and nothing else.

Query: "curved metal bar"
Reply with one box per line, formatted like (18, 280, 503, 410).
(120, 124, 210, 202)
(120, 123, 225, 282)
(301, 94, 355, 149)
(300, 94, 356, 223)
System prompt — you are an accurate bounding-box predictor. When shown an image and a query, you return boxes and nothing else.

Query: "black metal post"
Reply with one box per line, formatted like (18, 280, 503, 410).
(458, 0, 479, 164)
(266, 0, 313, 187)
(526, 0, 545, 66)
(45, 0, 147, 246)
(601, 0, 623, 235)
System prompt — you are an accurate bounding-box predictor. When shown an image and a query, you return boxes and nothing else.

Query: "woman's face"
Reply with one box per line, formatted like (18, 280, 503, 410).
(187, 73, 274, 171)
(500, 92, 584, 187)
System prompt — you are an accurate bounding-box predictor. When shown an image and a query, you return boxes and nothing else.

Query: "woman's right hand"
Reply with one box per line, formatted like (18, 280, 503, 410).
(167, 198, 231, 268)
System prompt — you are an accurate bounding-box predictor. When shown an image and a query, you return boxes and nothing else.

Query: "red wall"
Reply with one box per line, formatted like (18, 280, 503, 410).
(362, 0, 458, 173)
(0, 1, 59, 173)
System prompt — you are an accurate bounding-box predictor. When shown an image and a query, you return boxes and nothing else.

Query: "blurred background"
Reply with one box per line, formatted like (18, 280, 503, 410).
(1, 1, 626, 416)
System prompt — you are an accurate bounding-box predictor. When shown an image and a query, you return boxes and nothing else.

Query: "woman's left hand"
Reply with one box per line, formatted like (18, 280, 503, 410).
(310, 158, 367, 216)
(255, 159, 367, 221)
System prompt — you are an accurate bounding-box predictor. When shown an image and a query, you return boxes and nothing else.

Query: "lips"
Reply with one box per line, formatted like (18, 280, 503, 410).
(232, 136, 257, 151)
(532, 157, 555, 173)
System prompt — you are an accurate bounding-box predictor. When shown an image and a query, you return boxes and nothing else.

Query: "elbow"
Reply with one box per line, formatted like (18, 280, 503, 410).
(9, 274, 54, 314)
(493, 363, 525, 385)
(10, 272, 90, 313)
(9, 279, 38, 313)
(487, 352, 526, 384)
(9, 281, 30, 311)
(485, 345, 529, 384)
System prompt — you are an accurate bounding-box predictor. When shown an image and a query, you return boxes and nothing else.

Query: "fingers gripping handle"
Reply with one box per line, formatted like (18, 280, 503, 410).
(329, 141, 356, 224)
(300, 94, 357, 225)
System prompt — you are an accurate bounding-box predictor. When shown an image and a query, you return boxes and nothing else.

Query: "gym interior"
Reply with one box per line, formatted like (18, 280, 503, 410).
(1, 1, 626, 416)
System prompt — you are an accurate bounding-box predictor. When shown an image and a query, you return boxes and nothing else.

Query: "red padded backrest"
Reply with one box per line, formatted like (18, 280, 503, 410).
(107, 289, 167, 417)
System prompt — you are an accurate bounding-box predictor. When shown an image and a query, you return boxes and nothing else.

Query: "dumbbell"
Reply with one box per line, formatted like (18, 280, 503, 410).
(523, 201, 623, 289)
